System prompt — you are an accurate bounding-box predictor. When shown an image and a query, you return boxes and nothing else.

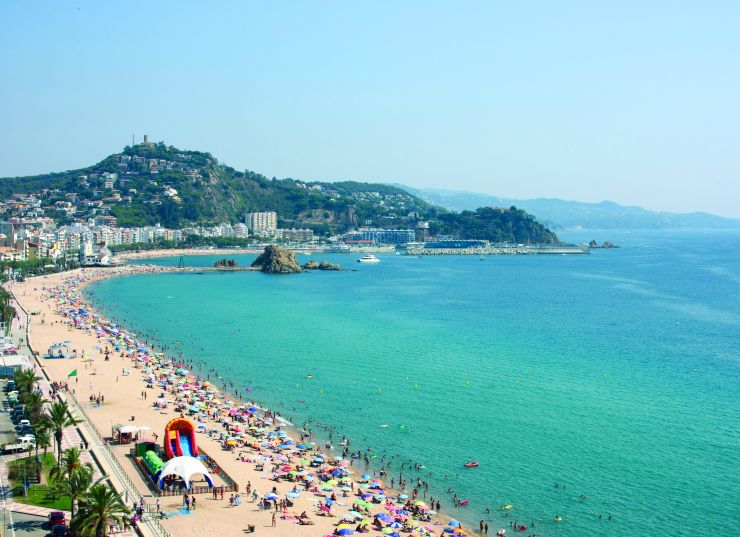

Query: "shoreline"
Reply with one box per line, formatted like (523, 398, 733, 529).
(13, 262, 486, 537)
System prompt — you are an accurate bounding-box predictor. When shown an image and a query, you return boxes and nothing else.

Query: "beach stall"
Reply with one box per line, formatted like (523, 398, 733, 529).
(113, 424, 139, 444)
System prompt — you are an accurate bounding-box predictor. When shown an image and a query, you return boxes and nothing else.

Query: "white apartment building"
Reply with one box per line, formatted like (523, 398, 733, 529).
(245, 211, 277, 235)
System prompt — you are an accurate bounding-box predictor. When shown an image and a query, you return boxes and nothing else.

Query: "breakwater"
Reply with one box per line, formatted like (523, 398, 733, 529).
(404, 244, 589, 255)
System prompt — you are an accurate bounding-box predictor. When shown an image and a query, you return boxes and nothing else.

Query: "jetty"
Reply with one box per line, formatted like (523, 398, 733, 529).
(404, 244, 590, 256)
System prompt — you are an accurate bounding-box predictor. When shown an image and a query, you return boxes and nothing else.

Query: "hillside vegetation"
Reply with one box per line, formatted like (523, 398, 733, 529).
(0, 142, 560, 244)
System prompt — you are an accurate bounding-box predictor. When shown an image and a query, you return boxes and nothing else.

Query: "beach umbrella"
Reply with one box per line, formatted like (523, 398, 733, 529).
(265, 493, 278, 501)
(381, 529, 393, 535)
(337, 530, 354, 536)
(347, 511, 362, 519)
(389, 522, 402, 528)
(448, 521, 460, 527)
(360, 474, 371, 480)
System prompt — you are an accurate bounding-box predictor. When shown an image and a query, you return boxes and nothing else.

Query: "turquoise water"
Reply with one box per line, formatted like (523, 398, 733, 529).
(86, 231, 740, 536)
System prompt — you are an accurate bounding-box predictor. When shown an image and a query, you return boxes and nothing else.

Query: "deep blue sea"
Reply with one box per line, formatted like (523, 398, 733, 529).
(86, 230, 740, 536)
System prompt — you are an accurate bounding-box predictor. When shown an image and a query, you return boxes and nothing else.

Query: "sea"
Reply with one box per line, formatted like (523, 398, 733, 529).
(85, 230, 740, 536)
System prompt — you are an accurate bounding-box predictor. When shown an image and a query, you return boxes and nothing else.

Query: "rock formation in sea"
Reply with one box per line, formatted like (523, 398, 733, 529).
(302, 260, 342, 271)
(214, 258, 239, 268)
(251, 245, 303, 274)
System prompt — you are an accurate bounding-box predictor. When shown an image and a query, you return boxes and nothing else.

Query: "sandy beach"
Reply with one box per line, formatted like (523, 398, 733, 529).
(113, 248, 265, 263)
(11, 265, 475, 537)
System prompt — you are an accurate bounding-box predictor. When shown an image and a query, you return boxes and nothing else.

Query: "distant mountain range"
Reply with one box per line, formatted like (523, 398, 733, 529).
(398, 186, 740, 230)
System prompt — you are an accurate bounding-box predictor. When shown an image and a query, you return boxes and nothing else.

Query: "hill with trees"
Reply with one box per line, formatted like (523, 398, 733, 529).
(0, 141, 560, 244)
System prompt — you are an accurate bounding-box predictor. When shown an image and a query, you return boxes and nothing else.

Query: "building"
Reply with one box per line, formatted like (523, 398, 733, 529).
(341, 228, 415, 245)
(425, 239, 489, 249)
(277, 228, 314, 242)
(245, 211, 277, 236)
(233, 223, 249, 238)
(80, 241, 112, 266)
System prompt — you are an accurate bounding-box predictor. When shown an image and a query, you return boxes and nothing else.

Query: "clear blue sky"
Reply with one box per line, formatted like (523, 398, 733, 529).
(1, 1, 738, 217)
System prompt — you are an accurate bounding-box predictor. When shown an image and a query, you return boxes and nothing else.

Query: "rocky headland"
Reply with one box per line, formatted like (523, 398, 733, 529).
(251, 245, 303, 274)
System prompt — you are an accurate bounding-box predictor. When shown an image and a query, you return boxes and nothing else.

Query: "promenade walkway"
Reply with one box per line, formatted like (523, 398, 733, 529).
(5, 289, 169, 537)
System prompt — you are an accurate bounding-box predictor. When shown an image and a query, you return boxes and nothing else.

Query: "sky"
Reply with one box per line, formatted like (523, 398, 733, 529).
(1, 1, 739, 217)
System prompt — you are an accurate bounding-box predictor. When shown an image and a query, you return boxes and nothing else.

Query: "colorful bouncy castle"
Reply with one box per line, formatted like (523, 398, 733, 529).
(163, 417, 200, 459)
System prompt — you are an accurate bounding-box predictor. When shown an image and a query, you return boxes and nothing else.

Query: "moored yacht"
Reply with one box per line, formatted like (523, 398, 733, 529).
(357, 254, 380, 263)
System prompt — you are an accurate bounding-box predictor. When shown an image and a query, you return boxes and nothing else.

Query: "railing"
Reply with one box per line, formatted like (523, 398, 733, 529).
(65, 392, 172, 537)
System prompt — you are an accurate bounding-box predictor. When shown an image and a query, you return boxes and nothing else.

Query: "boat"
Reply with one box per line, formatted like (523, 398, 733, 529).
(464, 461, 479, 468)
(357, 254, 380, 263)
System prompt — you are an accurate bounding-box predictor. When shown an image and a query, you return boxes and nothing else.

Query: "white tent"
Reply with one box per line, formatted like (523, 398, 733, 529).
(157, 456, 214, 489)
(118, 425, 139, 434)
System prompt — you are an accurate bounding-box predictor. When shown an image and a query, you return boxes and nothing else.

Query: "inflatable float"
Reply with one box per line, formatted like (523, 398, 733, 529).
(459, 499, 469, 506)
(163, 417, 199, 460)
(464, 461, 479, 468)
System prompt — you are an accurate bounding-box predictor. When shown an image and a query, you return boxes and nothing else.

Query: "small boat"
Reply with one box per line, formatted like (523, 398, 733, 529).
(464, 461, 479, 468)
(357, 254, 380, 263)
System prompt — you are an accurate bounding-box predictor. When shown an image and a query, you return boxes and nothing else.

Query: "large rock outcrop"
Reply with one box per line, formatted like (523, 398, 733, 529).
(251, 245, 302, 274)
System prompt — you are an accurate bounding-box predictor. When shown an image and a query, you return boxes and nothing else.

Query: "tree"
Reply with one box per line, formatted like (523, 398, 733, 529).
(46, 401, 81, 467)
(75, 483, 130, 537)
(52, 464, 95, 523)
(13, 369, 40, 395)
(50, 446, 93, 483)
(34, 421, 52, 459)
(22, 391, 47, 422)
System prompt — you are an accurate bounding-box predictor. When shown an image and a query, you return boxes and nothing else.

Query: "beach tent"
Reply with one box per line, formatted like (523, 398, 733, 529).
(156, 456, 214, 489)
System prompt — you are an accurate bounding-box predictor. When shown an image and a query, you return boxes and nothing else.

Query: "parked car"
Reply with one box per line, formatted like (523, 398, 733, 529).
(47, 511, 66, 529)
(18, 435, 36, 446)
(50, 524, 70, 537)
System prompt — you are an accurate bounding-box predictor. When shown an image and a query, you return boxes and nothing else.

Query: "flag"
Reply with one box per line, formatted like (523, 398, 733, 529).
(67, 369, 77, 378)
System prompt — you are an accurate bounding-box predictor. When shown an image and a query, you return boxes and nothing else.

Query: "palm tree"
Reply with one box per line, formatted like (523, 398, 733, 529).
(22, 391, 47, 421)
(36, 424, 52, 459)
(31, 419, 51, 459)
(13, 369, 39, 395)
(50, 447, 93, 482)
(46, 400, 80, 466)
(52, 465, 95, 523)
(75, 483, 130, 537)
